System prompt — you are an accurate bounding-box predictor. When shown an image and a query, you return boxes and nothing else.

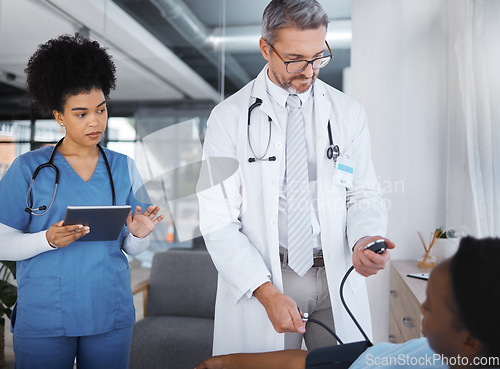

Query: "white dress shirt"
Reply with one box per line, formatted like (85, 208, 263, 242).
(264, 73, 322, 251)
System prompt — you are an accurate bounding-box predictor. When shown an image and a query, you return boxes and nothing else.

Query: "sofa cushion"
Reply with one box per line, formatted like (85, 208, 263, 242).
(146, 250, 217, 319)
(130, 315, 214, 369)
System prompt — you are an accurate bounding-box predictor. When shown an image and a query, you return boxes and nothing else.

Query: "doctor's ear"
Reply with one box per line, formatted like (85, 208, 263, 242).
(259, 38, 271, 61)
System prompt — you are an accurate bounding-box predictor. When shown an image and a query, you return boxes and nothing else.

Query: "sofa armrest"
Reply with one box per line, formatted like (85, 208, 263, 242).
(132, 279, 149, 317)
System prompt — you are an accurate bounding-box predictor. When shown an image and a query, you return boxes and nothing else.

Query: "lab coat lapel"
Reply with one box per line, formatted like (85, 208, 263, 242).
(250, 68, 283, 235)
(314, 82, 332, 182)
(250, 67, 279, 128)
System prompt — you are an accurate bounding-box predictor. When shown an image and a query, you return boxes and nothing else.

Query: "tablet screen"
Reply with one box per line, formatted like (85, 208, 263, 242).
(64, 205, 131, 242)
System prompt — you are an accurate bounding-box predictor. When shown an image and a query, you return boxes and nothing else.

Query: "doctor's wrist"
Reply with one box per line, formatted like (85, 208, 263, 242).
(352, 236, 370, 252)
(253, 282, 280, 305)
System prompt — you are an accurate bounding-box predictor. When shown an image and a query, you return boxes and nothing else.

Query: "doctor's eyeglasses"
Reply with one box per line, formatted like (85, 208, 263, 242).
(267, 40, 333, 74)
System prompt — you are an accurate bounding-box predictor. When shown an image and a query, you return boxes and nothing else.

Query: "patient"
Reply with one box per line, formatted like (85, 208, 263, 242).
(196, 237, 500, 369)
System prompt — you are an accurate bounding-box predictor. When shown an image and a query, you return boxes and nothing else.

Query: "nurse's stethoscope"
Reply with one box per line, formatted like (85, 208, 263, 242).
(24, 137, 116, 216)
(247, 98, 340, 163)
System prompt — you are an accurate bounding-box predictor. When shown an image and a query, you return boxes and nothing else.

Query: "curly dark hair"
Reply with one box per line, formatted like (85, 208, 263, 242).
(450, 237, 500, 359)
(25, 33, 116, 114)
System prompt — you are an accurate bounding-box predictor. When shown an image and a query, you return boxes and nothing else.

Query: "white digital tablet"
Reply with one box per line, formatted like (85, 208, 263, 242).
(64, 205, 131, 242)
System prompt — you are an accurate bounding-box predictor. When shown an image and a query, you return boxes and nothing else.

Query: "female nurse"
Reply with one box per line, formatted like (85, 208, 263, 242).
(0, 34, 163, 369)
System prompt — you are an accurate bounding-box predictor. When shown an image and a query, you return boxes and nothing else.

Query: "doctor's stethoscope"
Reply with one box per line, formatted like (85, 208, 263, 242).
(25, 137, 116, 216)
(247, 98, 340, 163)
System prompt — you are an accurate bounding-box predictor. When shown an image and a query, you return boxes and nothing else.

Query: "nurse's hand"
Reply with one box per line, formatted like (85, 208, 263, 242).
(126, 205, 164, 238)
(46, 220, 90, 248)
(253, 282, 306, 334)
(352, 236, 396, 277)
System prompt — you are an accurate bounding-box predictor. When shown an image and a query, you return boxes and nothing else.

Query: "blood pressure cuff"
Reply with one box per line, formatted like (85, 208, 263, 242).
(305, 340, 371, 369)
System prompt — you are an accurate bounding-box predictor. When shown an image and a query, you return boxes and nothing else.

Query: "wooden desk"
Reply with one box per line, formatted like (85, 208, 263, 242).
(389, 260, 431, 343)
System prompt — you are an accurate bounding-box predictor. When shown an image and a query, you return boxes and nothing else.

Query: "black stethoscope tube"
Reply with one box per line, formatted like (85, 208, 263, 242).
(247, 97, 340, 163)
(247, 98, 276, 162)
(25, 137, 116, 217)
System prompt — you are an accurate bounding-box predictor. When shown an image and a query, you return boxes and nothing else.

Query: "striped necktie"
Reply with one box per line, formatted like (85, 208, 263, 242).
(286, 94, 313, 276)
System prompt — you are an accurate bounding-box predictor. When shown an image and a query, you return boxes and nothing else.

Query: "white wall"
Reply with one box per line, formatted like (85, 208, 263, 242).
(485, 1, 500, 134)
(350, 0, 450, 343)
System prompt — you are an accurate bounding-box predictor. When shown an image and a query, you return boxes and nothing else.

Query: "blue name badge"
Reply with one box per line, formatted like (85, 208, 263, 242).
(338, 163, 354, 174)
(336, 157, 354, 187)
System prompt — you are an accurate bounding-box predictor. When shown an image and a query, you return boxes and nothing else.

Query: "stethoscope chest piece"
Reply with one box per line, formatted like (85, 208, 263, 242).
(327, 144, 340, 162)
(326, 120, 340, 162)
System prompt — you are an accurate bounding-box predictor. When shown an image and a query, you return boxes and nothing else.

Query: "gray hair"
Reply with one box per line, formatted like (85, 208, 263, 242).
(261, 0, 329, 45)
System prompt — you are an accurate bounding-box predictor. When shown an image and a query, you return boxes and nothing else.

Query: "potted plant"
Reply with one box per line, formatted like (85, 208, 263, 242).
(418, 226, 470, 267)
(0, 261, 16, 368)
(417, 228, 444, 268)
(431, 227, 469, 262)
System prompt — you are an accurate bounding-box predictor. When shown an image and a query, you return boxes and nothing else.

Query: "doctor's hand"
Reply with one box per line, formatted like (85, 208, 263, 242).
(126, 205, 164, 238)
(253, 282, 305, 334)
(46, 220, 90, 248)
(352, 236, 395, 277)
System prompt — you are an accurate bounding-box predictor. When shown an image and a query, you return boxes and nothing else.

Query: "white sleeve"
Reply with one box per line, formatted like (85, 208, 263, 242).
(122, 232, 150, 256)
(197, 103, 272, 303)
(345, 104, 388, 249)
(0, 222, 56, 261)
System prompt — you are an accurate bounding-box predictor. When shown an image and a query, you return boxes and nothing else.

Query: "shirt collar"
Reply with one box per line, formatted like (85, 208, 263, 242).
(265, 65, 313, 108)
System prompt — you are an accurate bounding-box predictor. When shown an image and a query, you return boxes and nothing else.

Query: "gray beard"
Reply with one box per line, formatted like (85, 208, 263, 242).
(272, 71, 317, 94)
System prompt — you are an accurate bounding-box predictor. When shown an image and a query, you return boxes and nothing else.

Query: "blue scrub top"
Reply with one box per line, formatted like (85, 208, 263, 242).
(0, 145, 151, 338)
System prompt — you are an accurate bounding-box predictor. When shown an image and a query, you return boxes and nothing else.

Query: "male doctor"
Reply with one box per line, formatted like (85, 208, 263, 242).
(197, 0, 395, 356)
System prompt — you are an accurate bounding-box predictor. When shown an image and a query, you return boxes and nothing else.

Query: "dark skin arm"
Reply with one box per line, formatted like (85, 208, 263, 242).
(196, 350, 308, 369)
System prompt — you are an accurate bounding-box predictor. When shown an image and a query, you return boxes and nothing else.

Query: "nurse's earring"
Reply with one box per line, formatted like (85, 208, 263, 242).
(59, 123, 65, 134)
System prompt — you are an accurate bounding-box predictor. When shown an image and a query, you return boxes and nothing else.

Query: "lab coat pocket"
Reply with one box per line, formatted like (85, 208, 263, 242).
(16, 277, 64, 336)
(114, 266, 135, 328)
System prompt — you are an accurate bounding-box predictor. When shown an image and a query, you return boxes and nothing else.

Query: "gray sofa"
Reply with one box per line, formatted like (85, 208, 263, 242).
(129, 249, 217, 369)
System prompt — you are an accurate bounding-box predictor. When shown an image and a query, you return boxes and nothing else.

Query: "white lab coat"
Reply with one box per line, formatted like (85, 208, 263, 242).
(198, 66, 387, 355)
